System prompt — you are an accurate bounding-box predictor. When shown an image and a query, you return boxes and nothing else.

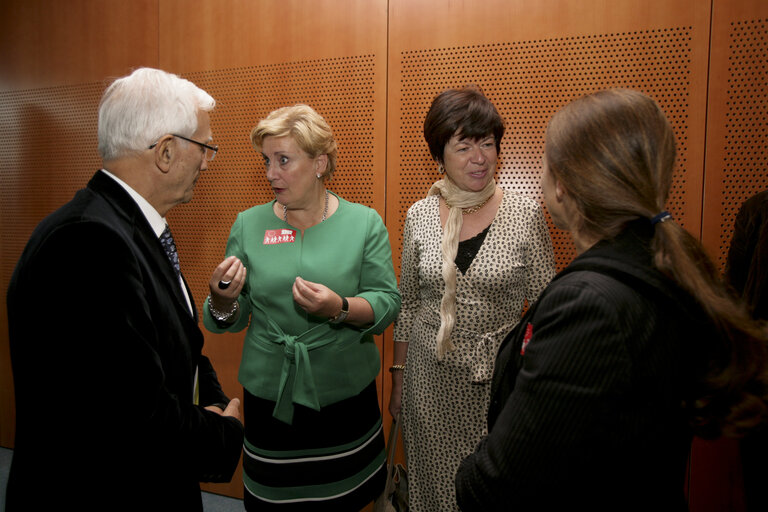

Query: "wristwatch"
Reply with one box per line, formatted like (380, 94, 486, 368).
(329, 296, 349, 324)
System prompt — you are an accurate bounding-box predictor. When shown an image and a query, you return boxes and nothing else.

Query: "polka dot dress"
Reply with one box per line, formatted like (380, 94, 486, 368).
(395, 189, 555, 512)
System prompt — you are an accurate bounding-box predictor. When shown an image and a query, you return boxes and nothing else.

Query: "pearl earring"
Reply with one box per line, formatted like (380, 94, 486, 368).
(316, 173, 322, 179)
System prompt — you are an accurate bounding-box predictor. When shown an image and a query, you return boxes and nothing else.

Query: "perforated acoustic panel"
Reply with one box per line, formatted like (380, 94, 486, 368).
(396, 27, 693, 271)
(713, 18, 767, 271)
(171, 56, 379, 314)
(0, 83, 103, 286)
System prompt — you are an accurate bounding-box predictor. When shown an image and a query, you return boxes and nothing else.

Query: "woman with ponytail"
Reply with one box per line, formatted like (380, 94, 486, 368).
(456, 88, 768, 511)
(390, 87, 555, 511)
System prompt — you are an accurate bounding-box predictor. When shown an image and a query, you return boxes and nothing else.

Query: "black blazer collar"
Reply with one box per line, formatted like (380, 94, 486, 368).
(87, 170, 198, 321)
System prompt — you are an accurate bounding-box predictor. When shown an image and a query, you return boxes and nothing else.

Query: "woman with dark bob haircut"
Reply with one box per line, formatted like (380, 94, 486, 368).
(456, 89, 768, 511)
(390, 87, 555, 511)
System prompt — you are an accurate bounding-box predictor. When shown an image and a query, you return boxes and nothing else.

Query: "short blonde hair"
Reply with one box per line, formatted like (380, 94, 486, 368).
(251, 104, 337, 178)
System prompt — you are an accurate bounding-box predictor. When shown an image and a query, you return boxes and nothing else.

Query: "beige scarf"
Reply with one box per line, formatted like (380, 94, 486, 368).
(428, 176, 497, 359)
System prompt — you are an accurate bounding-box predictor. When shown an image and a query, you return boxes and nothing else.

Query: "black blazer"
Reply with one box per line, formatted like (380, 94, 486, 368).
(456, 221, 704, 511)
(727, 189, 768, 321)
(6, 171, 243, 511)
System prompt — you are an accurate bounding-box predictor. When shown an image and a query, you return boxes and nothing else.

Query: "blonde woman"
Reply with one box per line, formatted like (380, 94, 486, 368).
(205, 104, 401, 510)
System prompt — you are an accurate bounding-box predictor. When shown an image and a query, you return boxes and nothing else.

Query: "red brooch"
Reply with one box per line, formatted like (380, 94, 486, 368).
(521, 323, 533, 355)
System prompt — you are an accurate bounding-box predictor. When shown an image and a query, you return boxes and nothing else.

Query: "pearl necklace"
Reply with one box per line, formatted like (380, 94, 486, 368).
(461, 195, 491, 215)
(283, 189, 329, 223)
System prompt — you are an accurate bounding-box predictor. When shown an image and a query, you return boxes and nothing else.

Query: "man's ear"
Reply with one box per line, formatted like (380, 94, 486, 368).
(152, 135, 174, 174)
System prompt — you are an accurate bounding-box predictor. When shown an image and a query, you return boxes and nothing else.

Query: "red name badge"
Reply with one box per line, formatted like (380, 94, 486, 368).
(263, 229, 297, 245)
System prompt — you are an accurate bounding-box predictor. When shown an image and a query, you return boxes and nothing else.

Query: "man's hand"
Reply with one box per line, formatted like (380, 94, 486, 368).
(205, 398, 241, 421)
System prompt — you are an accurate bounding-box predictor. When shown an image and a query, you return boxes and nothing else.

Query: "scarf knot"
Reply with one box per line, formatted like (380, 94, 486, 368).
(427, 176, 497, 359)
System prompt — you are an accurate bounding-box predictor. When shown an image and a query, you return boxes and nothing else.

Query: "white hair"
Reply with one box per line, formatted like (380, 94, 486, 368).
(97, 67, 215, 161)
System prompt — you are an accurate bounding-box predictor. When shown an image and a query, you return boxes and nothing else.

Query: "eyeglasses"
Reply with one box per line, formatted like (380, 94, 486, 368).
(149, 134, 218, 161)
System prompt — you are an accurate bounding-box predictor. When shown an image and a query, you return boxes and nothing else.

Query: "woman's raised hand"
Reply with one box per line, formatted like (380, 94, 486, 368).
(209, 255, 247, 307)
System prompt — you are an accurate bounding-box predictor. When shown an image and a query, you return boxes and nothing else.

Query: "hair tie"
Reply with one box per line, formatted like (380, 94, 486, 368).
(650, 211, 672, 225)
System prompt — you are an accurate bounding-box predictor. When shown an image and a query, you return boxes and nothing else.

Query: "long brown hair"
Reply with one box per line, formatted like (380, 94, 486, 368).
(545, 88, 768, 438)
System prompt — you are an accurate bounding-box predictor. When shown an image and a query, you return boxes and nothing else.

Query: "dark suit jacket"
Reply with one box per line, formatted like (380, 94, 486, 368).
(456, 221, 707, 511)
(727, 190, 768, 321)
(726, 190, 768, 512)
(6, 171, 243, 511)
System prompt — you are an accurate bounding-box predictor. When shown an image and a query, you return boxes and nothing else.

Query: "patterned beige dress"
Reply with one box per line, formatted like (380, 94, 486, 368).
(395, 190, 555, 512)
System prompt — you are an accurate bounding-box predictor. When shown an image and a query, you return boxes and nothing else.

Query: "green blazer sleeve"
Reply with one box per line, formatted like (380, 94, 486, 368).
(357, 206, 401, 334)
(203, 211, 252, 334)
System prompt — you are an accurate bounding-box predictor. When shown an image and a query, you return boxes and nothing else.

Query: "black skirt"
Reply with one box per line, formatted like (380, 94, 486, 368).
(242, 380, 386, 511)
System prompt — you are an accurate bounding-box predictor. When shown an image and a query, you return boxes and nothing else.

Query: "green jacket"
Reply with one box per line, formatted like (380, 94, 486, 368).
(204, 193, 400, 423)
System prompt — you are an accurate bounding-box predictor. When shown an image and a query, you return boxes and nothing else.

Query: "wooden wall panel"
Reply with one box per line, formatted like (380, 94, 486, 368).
(0, 0, 159, 92)
(386, 0, 711, 271)
(158, 0, 387, 71)
(702, 0, 768, 267)
(694, 2, 768, 511)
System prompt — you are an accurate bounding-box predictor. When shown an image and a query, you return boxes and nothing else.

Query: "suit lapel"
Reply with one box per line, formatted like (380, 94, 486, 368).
(135, 222, 197, 319)
(87, 171, 197, 322)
